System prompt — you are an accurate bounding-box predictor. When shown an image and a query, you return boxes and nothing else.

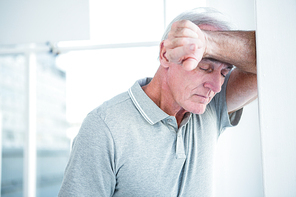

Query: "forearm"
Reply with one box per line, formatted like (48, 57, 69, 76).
(204, 30, 256, 74)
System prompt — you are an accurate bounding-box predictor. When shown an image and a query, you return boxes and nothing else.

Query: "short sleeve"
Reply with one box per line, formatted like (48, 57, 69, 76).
(58, 111, 116, 197)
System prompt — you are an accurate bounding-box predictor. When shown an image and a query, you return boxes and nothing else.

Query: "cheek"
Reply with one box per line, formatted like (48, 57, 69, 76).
(173, 81, 195, 101)
(167, 66, 207, 102)
(167, 68, 188, 95)
(170, 82, 189, 103)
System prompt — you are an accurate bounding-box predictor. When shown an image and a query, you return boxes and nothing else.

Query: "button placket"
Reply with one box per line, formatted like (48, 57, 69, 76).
(163, 117, 186, 159)
(166, 118, 177, 132)
(176, 129, 186, 159)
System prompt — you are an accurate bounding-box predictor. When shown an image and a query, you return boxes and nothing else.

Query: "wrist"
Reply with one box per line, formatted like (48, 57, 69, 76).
(202, 30, 211, 59)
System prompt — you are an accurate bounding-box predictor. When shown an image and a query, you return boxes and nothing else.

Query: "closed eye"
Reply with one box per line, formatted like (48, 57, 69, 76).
(199, 67, 213, 73)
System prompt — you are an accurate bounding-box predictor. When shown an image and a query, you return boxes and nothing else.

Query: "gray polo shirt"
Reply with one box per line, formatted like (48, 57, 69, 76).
(59, 75, 242, 197)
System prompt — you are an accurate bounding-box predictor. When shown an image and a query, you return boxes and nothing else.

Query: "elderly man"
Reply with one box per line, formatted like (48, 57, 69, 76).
(59, 7, 257, 197)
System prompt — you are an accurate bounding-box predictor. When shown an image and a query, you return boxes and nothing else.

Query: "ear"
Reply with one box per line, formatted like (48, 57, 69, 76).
(159, 41, 170, 68)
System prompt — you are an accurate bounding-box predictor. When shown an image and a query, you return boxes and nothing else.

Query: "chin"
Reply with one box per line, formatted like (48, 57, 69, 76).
(193, 109, 206, 114)
(188, 105, 207, 114)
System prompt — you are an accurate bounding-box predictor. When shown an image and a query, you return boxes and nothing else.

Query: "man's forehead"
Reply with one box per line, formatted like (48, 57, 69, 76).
(201, 58, 233, 69)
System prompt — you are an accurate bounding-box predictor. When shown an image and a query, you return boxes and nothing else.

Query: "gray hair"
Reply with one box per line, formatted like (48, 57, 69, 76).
(161, 7, 233, 41)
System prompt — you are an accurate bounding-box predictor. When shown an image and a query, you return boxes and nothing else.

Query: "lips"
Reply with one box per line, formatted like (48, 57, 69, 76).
(193, 94, 210, 104)
(196, 94, 208, 99)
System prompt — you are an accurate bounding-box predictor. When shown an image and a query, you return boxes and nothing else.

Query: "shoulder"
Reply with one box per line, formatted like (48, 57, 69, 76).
(77, 91, 132, 135)
(93, 91, 132, 118)
(86, 90, 144, 132)
(73, 91, 135, 148)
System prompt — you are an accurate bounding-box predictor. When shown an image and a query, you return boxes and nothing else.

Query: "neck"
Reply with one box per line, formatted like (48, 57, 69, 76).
(142, 66, 188, 127)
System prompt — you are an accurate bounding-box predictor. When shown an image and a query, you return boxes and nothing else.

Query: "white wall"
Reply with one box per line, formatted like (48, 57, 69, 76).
(256, 0, 296, 196)
(0, 111, 2, 194)
(206, 0, 264, 196)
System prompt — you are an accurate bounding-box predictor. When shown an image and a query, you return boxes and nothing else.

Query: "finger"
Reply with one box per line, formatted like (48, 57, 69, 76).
(164, 38, 204, 50)
(182, 58, 199, 71)
(168, 26, 199, 39)
(182, 45, 204, 71)
(171, 20, 199, 33)
(165, 43, 204, 71)
(165, 43, 198, 64)
(165, 46, 188, 64)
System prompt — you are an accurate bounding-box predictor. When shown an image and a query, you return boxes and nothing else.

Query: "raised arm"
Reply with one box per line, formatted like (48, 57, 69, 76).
(163, 20, 257, 113)
(204, 29, 257, 113)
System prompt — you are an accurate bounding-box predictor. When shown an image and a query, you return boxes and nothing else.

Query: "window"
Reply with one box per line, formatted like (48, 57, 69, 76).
(1, 1, 206, 196)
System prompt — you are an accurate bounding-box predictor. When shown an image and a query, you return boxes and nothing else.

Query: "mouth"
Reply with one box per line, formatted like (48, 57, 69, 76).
(193, 94, 210, 104)
(196, 94, 208, 98)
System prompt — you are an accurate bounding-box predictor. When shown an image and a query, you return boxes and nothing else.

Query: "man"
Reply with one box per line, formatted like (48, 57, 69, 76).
(59, 7, 257, 196)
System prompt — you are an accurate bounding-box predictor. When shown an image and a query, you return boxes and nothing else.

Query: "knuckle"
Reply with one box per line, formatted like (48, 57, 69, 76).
(178, 28, 186, 35)
(181, 20, 191, 27)
(163, 40, 170, 48)
(167, 31, 174, 39)
(179, 19, 188, 25)
(171, 21, 178, 29)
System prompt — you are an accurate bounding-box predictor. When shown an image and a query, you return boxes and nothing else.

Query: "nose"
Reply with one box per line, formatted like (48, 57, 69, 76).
(203, 71, 223, 93)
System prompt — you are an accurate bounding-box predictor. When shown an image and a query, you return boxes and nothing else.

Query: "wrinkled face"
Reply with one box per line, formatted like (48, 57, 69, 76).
(166, 58, 233, 114)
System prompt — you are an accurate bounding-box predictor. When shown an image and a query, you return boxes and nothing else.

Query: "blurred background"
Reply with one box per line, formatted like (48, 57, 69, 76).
(0, 0, 266, 197)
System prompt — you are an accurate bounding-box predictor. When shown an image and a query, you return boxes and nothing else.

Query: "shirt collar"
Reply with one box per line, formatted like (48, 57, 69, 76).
(128, 78, 169, 125)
